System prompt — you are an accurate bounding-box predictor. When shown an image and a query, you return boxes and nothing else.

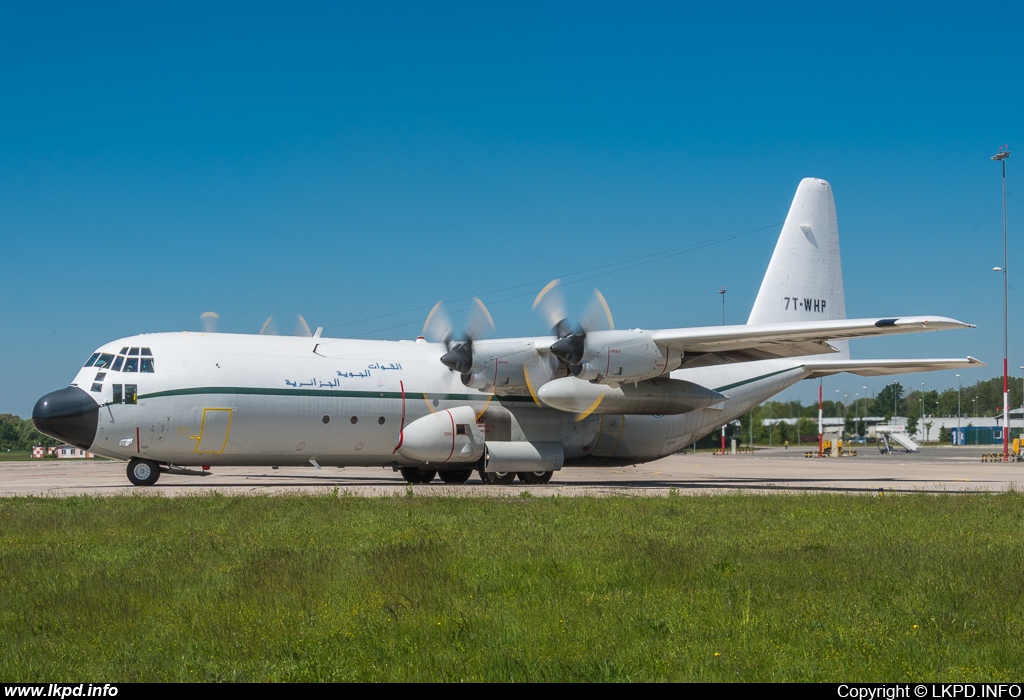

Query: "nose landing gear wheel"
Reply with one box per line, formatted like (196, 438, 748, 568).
(126, 458, 161, 486)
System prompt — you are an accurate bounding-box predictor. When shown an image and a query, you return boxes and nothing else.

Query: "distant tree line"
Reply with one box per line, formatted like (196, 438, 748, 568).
(725, 375, 1021, 447)
(0, 414, 59, 452)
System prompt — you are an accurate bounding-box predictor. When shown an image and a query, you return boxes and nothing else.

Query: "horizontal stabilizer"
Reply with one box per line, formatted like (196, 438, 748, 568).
(800, 356, 986, 378)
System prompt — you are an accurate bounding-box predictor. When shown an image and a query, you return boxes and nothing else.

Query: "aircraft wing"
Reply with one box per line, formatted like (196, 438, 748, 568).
(653, 316, 974, 365)
(800, 356, 986, 378)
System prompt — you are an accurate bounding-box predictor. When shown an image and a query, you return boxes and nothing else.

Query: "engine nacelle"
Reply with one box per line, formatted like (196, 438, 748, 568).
(570, 330, 682, 385)
(396, 406, 484, 464)
(537, 376, 725, 415)
(460, 340, 558, 394)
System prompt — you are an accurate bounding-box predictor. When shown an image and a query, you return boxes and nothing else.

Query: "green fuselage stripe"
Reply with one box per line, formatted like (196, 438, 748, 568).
(139, 366, 804, 406)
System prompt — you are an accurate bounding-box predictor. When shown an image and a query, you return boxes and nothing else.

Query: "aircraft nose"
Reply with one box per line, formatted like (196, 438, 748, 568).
(32, 386, 99, 450)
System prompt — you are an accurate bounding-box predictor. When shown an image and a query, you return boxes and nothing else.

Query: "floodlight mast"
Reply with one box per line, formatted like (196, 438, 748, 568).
(993, 148, 1010, 461)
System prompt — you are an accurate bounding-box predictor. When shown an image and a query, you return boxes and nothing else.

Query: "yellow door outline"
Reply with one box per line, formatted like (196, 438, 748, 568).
(193, 408, 234, 454)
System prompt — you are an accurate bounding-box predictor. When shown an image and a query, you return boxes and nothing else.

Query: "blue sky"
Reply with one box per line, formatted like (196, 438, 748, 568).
(1, 1, 1020, 415)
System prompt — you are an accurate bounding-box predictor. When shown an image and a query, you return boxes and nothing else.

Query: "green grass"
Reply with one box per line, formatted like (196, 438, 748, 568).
(1, 491, 1023, 681)
(0, 452, 35, 461)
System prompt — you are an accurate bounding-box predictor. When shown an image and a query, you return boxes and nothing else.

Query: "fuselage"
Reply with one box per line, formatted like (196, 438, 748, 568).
(33, 331, 813, 469)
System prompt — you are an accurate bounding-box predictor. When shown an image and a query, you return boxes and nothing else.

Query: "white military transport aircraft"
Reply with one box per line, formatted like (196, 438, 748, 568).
(33, 178, 982, 486)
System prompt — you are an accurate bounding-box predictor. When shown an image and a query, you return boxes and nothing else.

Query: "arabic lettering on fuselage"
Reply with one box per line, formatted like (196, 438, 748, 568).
(283, 362, 403, 387)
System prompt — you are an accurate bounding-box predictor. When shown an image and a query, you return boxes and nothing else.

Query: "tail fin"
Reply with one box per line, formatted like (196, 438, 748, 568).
(747, 178, 848, 357)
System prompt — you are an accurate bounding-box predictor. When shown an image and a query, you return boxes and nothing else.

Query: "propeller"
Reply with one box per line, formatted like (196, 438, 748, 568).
(423, 298, 495, 373)
(532, 279, 614, 364)
(200, 311, 220, 333)
(260, 314, 314, 337)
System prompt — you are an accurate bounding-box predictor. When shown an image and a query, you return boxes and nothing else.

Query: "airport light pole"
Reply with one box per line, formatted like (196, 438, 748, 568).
(862, 385, 868, 438)
(719, 286, 726, 325)
(921, 382, 925, 442)
(993, 148, 1010, 460)
(956, 374, 961, 446)
(855, 393, 860, 438)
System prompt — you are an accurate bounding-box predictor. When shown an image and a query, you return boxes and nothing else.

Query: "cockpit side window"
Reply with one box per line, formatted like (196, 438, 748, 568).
(140, 358, 155, 373)
(112, 356, 124, 372)
(129, 347, 140, 356)
(123, 357, 139, 373)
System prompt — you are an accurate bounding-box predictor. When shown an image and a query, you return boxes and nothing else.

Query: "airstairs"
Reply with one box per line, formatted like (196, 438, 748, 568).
(875, 425, 919, 453)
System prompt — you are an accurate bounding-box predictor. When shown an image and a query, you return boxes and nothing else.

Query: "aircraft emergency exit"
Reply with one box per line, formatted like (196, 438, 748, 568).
(33, 178, 982, 486)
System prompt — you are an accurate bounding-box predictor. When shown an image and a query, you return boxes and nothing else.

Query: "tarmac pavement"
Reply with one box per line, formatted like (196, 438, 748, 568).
(2, 446, 1022, 498)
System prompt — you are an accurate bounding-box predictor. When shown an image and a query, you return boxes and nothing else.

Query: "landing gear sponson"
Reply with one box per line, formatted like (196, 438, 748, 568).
(396, 467, 553, 485)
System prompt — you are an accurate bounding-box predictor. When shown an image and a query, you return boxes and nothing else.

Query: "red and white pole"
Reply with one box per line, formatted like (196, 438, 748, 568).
(818, 380, 824, 456)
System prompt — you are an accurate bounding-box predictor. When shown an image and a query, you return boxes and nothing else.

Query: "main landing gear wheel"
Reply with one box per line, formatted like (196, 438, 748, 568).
(518, 471, 553, 485)
(126, 458, 161, 486)
(439, 469, 473, 484)
(483, 471, 516, 485)
(400, 467, 438, 484)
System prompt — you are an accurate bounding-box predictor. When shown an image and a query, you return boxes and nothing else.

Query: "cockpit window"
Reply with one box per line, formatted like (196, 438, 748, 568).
(93, 347, 156, 373)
